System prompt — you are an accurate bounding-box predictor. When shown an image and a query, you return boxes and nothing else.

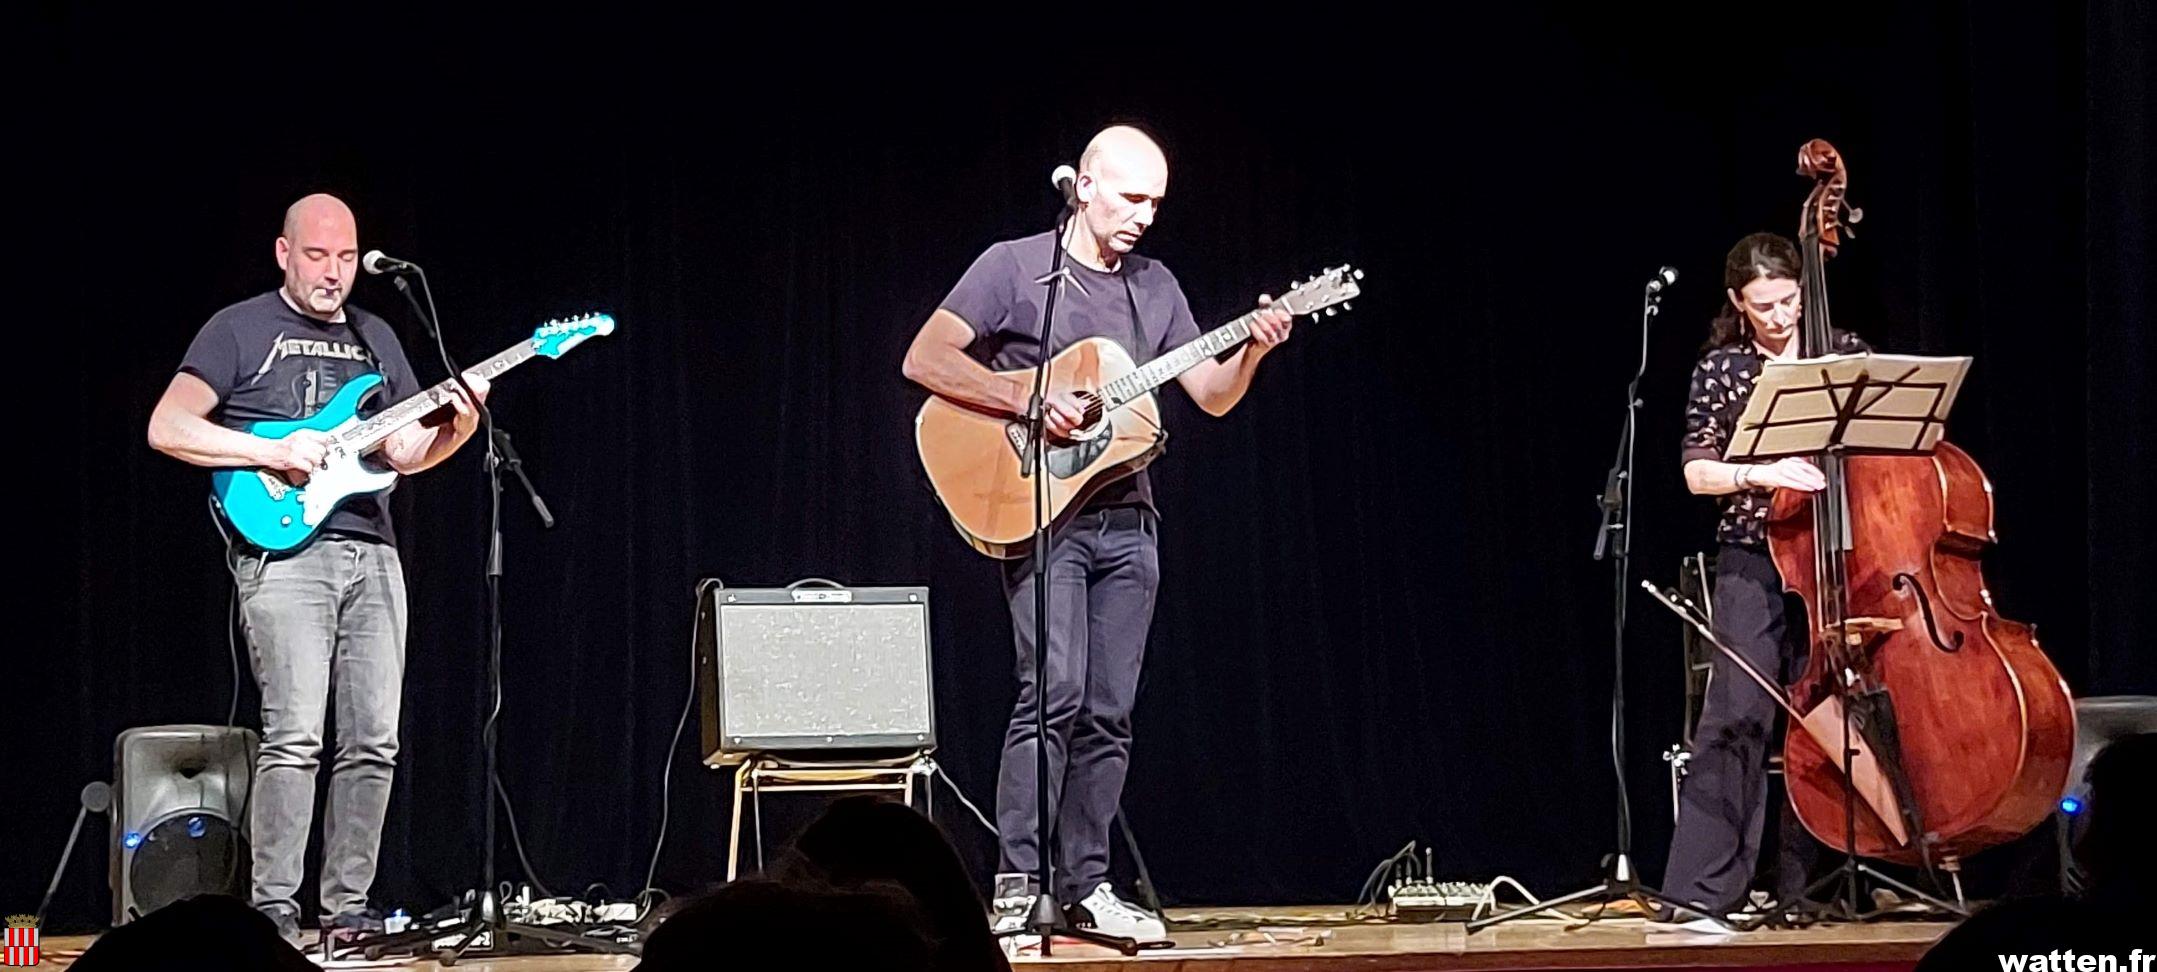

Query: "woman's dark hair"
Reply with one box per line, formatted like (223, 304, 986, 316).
(1705, 232, 1804, 349)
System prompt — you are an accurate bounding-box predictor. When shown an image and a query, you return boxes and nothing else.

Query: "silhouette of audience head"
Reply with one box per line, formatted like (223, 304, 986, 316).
(639, 796, 1007, 971)
(779, 796, 1008, 971)
(73, 894, 315, 972)
(2075, 730, 2155, 900)
(637, 877, 933, 970)
(1918, 732, 2156, 968)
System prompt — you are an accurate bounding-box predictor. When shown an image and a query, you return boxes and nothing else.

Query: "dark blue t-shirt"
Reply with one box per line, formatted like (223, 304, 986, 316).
(940, 231, 1203, 512)
(179, 290, 419, 546)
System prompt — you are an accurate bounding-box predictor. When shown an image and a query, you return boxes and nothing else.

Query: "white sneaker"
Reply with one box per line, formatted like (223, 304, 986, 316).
(1075, 883, 1168, 942)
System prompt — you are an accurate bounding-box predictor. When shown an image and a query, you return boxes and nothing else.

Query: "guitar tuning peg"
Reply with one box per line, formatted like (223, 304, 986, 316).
(1353, 269, 1365, 280)
(1324, 307, 1337, 316)
(1342, 302, 1352, 311)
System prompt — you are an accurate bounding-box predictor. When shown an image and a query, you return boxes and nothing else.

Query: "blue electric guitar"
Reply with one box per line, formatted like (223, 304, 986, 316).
(212, 313, 615, 552)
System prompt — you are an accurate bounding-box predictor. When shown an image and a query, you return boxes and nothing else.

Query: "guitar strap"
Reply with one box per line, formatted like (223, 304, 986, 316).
(340, 316, 389, 416)
(1118, 272, 1173, 445)
(1121, 273, 1150, 363)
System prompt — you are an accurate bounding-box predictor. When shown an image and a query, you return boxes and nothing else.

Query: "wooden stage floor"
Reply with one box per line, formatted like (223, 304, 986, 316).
(28, 905, 1951, 971)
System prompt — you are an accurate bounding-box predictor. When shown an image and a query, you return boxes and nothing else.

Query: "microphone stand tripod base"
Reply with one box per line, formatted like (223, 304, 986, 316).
(989, 891, 1155, 957)
(1466, 853, 1725, 932)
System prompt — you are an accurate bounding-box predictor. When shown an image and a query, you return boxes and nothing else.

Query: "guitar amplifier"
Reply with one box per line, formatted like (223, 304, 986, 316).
(696, 583, 936, 765)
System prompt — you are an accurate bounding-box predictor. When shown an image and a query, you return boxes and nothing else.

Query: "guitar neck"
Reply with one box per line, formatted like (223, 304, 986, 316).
(1100, 312, 1258, 408)
(341, 342, 534, 452)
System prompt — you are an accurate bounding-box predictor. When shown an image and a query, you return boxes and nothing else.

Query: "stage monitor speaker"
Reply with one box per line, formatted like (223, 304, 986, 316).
(110, 725, 257, 925)
(696, 583, 935, 765)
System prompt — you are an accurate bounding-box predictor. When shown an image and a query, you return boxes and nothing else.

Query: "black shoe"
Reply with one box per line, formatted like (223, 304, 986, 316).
(324, 907, 387, 940)
(260, 906, 304, 949)
(1648, 901, 1732, 927)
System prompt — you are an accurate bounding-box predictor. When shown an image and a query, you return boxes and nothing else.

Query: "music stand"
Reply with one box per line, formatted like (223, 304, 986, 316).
(1722, 351, 1974, 923)
(1725, 352, 1969, 461)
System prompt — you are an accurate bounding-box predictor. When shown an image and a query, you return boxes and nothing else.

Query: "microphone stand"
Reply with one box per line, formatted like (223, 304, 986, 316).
(36, 782, 112, 926)
(1471, 277, 1707, 931)
(339, 271, 624, 962)
(995, 200, 1145, 958)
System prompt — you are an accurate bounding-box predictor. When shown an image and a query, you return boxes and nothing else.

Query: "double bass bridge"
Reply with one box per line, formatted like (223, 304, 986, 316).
(1823, 616, 1905, 649)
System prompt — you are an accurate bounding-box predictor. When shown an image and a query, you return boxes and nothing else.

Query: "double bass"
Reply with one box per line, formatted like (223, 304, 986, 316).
(1766, 139, 2076, 871)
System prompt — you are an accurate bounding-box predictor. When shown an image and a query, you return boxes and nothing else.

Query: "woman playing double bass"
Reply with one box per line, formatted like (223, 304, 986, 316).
(1660, 232, 1867, 921)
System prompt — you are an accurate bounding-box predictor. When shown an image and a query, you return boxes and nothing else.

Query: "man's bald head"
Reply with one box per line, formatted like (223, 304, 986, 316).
(1078, 125, 1167, 182)
(1073, 126, 1168, 264)
(282, 193, 356, 241)
(275, 193, 360, 320)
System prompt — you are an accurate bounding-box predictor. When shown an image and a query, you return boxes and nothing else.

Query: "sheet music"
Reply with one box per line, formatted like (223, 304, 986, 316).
(1725, 353, 1973, 461)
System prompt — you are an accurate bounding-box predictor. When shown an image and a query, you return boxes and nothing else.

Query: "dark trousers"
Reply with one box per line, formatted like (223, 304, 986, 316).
(994, 505, 1160, 901)
(1662, 544, 1821, 912)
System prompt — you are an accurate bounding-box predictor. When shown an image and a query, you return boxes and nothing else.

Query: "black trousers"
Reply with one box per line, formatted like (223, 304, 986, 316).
(994, 505, 1160, 901)
(1661, 543, 1822, 912)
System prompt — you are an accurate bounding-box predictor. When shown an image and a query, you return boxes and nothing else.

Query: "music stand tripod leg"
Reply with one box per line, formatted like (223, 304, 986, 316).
(1466, 869, 1733, 933)
(1796, 860, 1967, 921)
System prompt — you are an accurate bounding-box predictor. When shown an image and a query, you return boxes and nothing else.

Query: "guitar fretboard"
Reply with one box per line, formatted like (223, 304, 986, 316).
(1100, 313, 1258, 409)
(340, 342, 535, 452)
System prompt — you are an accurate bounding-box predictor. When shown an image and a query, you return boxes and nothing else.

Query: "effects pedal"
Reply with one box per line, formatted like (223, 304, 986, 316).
(1384, 847, 1490, 922)
(1388, 880, 1491, 922)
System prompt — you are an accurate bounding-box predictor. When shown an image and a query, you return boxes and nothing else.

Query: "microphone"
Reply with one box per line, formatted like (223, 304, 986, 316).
(362, 249, 419, 275)
(1646, 266, 1679, 294)
(1050, 164, 1078, 210)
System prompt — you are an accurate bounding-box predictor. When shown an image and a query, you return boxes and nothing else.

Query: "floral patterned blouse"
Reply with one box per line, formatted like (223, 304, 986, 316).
(1682, 332, 1869, 549)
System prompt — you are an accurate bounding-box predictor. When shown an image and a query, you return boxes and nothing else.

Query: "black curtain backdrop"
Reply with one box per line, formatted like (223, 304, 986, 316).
(18, 6, 2151, 931)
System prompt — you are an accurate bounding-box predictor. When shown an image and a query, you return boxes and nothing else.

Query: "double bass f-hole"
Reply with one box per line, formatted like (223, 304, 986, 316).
(1893, 573, 1964, 653)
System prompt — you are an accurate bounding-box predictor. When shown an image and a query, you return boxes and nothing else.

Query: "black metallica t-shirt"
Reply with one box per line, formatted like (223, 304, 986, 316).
(179, 290, 420, 545)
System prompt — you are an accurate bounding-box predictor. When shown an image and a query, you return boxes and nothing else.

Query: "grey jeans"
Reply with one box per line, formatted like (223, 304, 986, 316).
(230, 535, 407, 920)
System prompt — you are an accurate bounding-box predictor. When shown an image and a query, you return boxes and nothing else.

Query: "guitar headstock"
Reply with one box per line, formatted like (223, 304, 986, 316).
(1275, 265, 1364, 319)
(529, 313, 617, 359)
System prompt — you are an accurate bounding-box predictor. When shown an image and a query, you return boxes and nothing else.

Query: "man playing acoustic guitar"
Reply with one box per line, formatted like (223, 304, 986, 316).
(902, 125, 1292, 941)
